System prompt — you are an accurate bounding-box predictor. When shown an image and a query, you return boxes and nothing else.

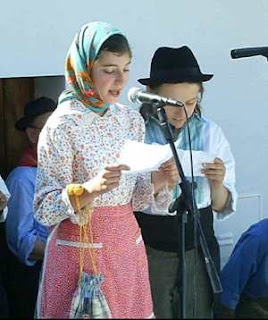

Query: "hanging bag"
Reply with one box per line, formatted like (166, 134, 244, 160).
(68, 184, 112, 319)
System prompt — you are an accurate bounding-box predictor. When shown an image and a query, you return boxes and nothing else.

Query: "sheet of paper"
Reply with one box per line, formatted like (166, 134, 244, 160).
(118, 140, 217, 176)
(118, 140, 172, 173)
(178, 149, 216, 177)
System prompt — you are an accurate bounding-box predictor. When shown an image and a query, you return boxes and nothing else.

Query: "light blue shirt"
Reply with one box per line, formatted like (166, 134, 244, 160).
(5, 167, 49, 266)
(143, 114, 237, 219)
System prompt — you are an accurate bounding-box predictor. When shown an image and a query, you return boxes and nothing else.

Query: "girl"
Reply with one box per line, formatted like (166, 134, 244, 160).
(33, 22, 177, 318)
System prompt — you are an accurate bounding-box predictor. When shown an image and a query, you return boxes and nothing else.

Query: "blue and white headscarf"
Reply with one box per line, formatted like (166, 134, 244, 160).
(59, 21, 124, 113)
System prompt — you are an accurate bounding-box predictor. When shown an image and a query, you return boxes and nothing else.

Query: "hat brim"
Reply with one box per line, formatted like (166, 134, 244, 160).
(15, 98, 57, 131)
(138, 74, 213, 86)
(15, 117, 33, 131)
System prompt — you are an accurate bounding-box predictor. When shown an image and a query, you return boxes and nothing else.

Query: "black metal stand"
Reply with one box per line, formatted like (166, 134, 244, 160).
(155, 104, 223, 319)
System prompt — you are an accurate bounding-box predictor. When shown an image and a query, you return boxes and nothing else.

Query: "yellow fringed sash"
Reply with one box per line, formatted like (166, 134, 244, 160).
(67, 184, 98, 279)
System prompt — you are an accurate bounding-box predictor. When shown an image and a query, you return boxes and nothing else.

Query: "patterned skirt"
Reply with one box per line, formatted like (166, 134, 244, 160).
(36, 204, 154, 319)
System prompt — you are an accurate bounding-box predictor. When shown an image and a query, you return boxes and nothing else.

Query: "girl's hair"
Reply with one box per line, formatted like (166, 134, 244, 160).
(140, 82, 204, 120)
(97, 34, 132, 58)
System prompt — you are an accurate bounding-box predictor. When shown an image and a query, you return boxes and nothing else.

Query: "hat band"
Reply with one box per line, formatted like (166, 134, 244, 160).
(150, 67, 204, 81)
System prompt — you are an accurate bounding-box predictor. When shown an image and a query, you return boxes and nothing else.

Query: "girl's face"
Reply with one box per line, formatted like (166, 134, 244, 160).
(154, 83, 201, 129)
(91, 51, 131, 104)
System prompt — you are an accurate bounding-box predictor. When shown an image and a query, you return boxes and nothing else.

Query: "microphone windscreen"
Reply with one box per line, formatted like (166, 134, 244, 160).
(230, 49, 238, 59)
(127, 87, 141, 104)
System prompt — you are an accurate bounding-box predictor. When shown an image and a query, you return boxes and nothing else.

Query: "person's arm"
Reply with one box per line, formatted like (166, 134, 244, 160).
(151, 158, 179, 195)
(220, 233, 259, 312)
(29, 238, 46, 261)
(34, 122, 129, 226)
(5, 171, 43, 266)
(34, 123, 81, 226)
(68, 164, 130, 212)
(201, 157, 230, 211)
(203, 124, 237, 219)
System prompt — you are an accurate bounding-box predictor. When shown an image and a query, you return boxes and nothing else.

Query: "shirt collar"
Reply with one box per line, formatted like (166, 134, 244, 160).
(68, 100, 126, 127)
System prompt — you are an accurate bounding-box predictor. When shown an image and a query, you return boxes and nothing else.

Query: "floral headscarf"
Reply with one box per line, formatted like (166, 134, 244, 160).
(59, 21, 124, 112)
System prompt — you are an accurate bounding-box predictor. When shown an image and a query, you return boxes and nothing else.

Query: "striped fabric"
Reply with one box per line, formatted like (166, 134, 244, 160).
(69, 272, 112, 319)
(145, 113, 205, 205)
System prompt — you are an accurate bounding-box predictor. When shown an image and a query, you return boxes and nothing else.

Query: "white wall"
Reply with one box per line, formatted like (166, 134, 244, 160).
(1, 0, 268, 263)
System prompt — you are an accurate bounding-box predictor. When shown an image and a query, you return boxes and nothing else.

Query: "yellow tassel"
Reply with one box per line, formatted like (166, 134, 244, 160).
(67, 184, 85, 196)
(67, 183, 98, 277)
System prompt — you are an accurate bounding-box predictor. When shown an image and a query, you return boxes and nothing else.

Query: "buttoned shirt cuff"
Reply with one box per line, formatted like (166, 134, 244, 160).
(215, 183, 238, 221)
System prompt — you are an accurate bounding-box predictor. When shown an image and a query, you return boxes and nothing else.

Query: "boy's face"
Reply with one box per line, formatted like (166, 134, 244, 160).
(154, 83, 200, 129)
(26, 112, 53, 145)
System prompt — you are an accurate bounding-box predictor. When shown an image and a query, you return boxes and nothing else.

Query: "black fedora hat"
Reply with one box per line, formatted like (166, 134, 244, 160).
(15, 97, 57, 131)
(138, 46, 213, 86)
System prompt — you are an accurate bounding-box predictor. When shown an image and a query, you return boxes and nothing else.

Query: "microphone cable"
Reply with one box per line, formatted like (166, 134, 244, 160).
(182, 105, 198, 318)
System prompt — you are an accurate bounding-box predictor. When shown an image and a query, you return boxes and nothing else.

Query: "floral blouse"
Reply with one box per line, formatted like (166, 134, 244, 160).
(34, 100, 170, 226)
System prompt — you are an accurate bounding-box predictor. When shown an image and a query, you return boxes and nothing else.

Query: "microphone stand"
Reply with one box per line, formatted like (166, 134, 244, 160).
(154, 103, 223, 319)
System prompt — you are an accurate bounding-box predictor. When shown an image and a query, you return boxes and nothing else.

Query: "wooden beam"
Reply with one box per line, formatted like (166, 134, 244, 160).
(1, 78, 34, 177)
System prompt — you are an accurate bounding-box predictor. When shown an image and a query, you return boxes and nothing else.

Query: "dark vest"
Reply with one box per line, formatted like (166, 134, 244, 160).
(134, 206, 217, 253)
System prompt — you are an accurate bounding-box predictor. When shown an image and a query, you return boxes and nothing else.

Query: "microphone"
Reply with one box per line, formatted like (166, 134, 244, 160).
(231, 46, 268, 59)
(128, 87, 184, 107)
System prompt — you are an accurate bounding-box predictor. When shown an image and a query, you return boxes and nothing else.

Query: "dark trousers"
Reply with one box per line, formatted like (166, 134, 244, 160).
(4, 254, 42, 318)
(146, 245, 217, 319)
(0, 272, 9, 318)
(134, 207, 220, 319)
(235, 296, 268, 319)
(0, 223, 9, 318)
(217, 296, 268, 319)
(0, 223, 41, 318)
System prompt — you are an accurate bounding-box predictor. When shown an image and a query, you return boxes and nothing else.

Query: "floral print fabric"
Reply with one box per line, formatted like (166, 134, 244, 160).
(34, 100, 160, 226)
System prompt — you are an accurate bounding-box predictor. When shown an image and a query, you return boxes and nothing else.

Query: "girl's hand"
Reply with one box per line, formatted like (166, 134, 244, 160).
(83, 164, 130, 197)
(201, 157, 229, 211)
(69, 164, 130, 211)
(201, 157, 226, 189)
(152, 158, 180, 194)
(69, 164, 130, 216)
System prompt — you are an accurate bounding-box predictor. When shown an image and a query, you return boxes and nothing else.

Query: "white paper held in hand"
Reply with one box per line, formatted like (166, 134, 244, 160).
(118, 140, 173, 173)
(118, 140, 217, 176)
(177, 150, 216, 177)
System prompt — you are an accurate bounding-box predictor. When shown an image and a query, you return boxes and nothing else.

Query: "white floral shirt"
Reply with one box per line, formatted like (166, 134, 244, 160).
(34, 100, 170, 226)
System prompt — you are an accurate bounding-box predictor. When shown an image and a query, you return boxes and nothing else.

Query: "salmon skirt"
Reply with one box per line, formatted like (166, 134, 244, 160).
(36, 204, 154, 319)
